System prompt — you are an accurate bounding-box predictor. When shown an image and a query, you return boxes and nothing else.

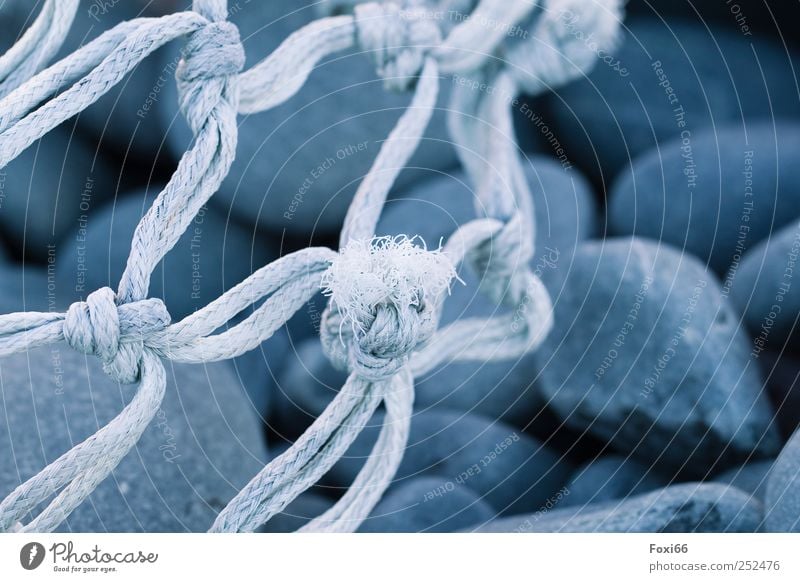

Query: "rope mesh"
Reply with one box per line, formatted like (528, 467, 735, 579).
(0, 0, 623, 532)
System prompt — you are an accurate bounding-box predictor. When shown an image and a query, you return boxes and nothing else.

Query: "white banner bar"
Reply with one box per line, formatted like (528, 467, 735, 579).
(1, 533, 796, 580)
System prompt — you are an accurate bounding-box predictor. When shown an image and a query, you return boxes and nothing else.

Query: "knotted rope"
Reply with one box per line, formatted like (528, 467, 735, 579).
(0, 0, 622, 532)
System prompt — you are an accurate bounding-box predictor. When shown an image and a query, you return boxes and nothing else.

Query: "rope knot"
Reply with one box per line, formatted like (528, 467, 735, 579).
(63, 287, 171, 384)
(176, 19, 245, 133)
(470, 212, 534, 305)
(320, 236, 455, 381)
(355, 1, 442, 91)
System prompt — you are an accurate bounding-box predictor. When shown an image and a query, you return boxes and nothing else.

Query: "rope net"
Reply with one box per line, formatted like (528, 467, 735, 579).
(0, 0, 623, 533)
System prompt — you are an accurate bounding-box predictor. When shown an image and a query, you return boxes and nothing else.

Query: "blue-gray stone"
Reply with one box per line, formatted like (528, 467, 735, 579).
(765, 428, 800, 532)
(377, 158, 597, 253)
(535, 237, 780, 475)
(714, 460, 774, 504)
(271, 339, 346, 440)
(560, 455, 667, 508)
(283, 289, 327, 345)
(0, 263, 51, 313)
(730, 220, 800, 350)
(468, 483, 764, 533)
(544, 18, 800, 185)
(55, 187, 279, 321)
(229, 327, 291, 424)
(0, 346, 268, 532)
(324, 409, 573, 516)
(358, 476, 495, 533)
(0, 126, 116, 261)
(610, 123, 800, 274)
(158, 1, 457, 235)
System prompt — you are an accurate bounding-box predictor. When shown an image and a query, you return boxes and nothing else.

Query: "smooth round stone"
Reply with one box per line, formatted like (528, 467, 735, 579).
(229, 327, 291, 424)
(55, 187, 278, 321)
(714, 460, 774, 504)
(0, 346, 268, 532)
(765, 428, 800, 532)
(469, 483, 763, 533)
(260, 492, 334, 533)
(610, 123, 800, 274)
(0, 126, 116, 261)
(758, 351, 800, 440)
(377, 159, 597, 253)
(158, 1, 457, 235)
(560, 455, 667, 508)
(271, 339, 346, 440)
(358, 476, 495, 533)
(324, 409, 573, 516)
(535, 238, 780, 476)
(544, 18, 800, 186)
(730, 220, 800, 349)
(283, 289, 328, 345)
(0, 263, 51, 313)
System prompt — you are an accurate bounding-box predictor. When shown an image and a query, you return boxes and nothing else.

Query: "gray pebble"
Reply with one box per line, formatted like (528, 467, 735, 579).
(470, 483, 764, 533)
(229, 327, 291, 424)
(560, 455, 667, 508)
(0, 127, 115, 261)
(55, 188, 278, 321)
(765, 428, 800, 532)
(610, 123, 800, 274)
(730, 219, 800, 350)
(0, 263, 52, 313)
(535, 237, 780, 475)
(359, 476, 495, 533)
(0, 346, 268, 532)
(324, 408, 573, 516)
(714, 460, 774, 504)
(377, 158, 597, 253)
(544, 19, 800, 185)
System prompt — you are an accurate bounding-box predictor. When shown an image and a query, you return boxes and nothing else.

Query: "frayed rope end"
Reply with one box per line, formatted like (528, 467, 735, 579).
(322, 235, 458, 336)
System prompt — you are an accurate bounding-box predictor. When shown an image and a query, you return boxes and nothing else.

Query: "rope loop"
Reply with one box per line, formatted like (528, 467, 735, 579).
(63, 288, 170, 384)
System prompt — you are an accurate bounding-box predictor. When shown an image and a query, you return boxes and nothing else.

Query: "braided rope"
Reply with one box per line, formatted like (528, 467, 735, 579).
(0, 0, 623, 532)
(0, 0, 79, 98)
